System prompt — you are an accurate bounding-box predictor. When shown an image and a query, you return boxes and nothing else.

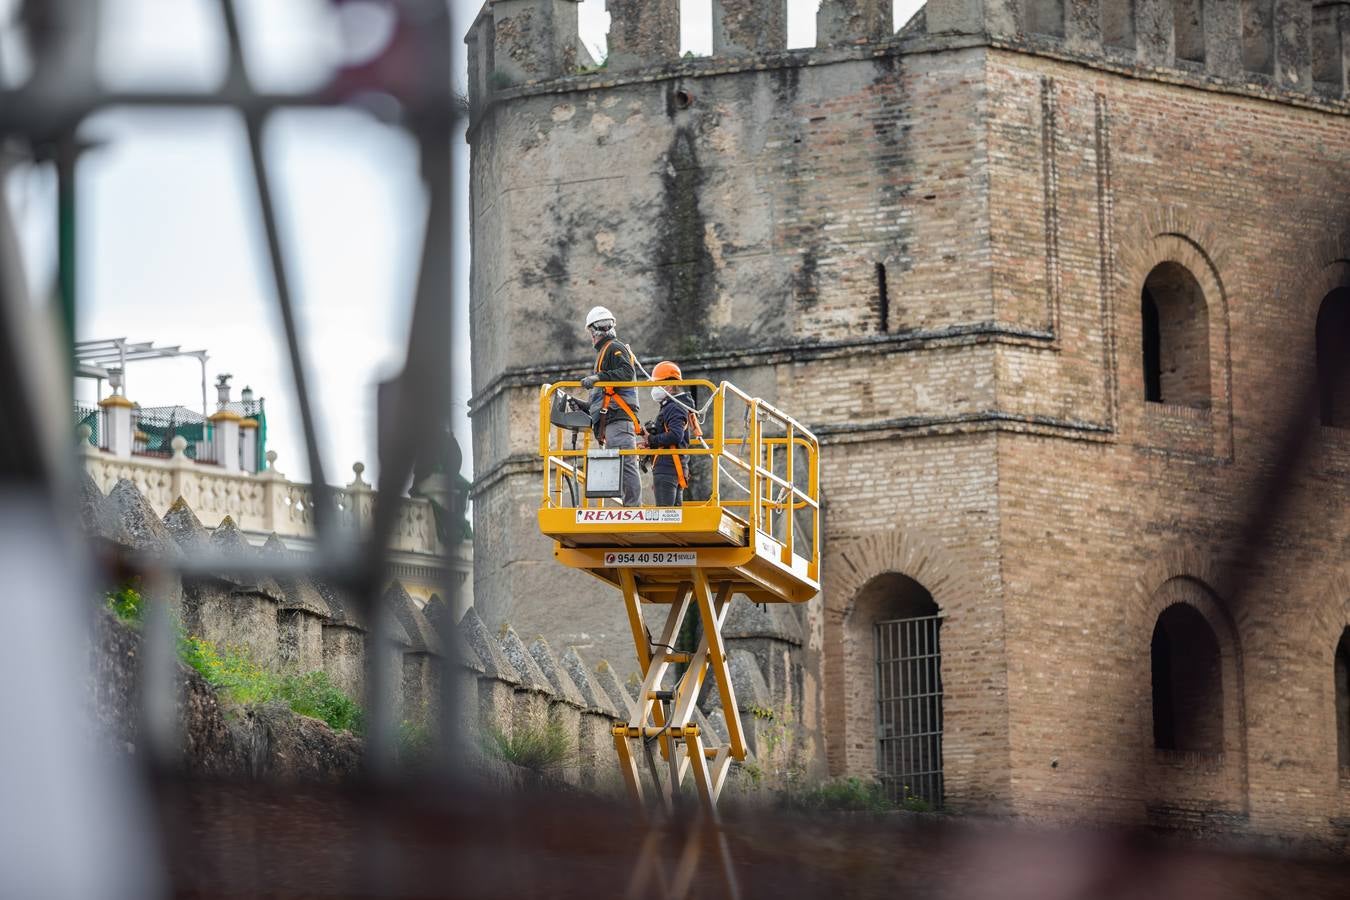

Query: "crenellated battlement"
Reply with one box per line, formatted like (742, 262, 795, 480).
(464, 0, 1350, 113)
(933, 0, 1350, 98)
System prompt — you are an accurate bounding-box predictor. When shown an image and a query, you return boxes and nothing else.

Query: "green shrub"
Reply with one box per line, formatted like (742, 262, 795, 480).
(484, 720, 574, 773)
(278, 670, 364, 734)
(106, 585, 143, 624)
(180, 634, 363, 734)
(180, 636, 279, 706)
(901, 791, 933, 813)
(778, 777, 894, 813)
(103, 587, 365, 735)
(575, 56, 610, 75)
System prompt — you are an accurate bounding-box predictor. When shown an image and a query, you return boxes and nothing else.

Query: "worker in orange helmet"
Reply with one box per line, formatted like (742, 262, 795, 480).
(638, 360, 696, 507)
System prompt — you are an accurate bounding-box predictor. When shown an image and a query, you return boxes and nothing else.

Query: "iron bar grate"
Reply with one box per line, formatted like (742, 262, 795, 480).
(875, 613, 943, 808)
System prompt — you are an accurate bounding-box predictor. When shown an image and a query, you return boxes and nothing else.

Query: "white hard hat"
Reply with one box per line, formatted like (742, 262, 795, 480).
(585, 306, 616, 329)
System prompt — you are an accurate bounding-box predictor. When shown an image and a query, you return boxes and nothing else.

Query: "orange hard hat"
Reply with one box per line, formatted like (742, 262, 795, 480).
(652, 360, 682, 381)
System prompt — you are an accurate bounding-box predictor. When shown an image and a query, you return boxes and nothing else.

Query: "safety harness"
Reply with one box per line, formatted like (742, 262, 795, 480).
(658, 394, 703, 490)
(594, 340, 642, 446)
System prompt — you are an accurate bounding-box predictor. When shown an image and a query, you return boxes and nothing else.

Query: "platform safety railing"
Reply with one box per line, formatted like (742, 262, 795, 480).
(539, 379, 820, 575)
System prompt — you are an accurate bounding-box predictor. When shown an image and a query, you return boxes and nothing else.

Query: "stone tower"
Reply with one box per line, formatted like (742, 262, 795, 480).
(466, 0, 1350, 837)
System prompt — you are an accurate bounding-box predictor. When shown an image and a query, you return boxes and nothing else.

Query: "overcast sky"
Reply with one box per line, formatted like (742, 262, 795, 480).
(6, 0, 923, 486)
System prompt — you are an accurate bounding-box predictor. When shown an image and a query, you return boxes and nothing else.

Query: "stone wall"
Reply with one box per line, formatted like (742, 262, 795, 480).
(86, 475, 811, 792)
(464, 0, 1350, 842)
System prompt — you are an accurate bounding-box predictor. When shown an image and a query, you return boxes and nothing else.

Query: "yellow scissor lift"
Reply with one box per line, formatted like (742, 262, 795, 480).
(538, 379, 820, 829)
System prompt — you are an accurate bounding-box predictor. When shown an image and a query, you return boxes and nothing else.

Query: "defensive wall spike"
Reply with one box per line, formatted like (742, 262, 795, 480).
(592, 660, 634, 721)
(163, 497, 209, 551)
(530, 637, 587, 708)
(561, 647, 622, 718)
(458, 608, 521, 685)
(78, 471, 104, 535)
(101, 479, 176, 555)
(499, 626, 553, 693)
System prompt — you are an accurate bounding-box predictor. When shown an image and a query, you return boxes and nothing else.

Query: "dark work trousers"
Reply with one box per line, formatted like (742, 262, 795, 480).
(654, 473, 683, 507)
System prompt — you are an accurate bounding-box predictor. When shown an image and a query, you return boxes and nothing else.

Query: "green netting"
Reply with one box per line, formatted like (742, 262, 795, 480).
(254, 408, 267, 470)
(126, 403, 267, 468)
(74, 405, 100, 446)
(134, 407, 210, 458)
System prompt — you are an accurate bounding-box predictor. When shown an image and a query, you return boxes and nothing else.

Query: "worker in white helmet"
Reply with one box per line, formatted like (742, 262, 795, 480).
(579, 305, 643, 506)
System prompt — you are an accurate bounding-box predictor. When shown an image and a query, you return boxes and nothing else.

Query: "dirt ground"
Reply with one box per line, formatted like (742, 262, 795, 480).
(154, 778, 1350, 899)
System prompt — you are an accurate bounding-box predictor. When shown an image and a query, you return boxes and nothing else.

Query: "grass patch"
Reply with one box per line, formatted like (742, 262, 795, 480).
(776, 777, 936, 813)
(281, 670, 364, 733)
(180, 635, 278, 706)
(777, 777, 896, 814)
(484, 719, 574, 774)
(899, 790, 933, 813)
(106, 585, 364, 734)
(181, 635, 364, 734)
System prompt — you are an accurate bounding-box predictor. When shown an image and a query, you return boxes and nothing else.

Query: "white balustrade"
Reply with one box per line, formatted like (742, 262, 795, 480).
(82, 450, 453, 560)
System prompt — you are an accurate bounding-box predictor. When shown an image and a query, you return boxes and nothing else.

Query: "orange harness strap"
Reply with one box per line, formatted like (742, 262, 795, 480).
(661, 416, 689, 490)
(594, 342, 643, 435)
(605, 391, 643, 432)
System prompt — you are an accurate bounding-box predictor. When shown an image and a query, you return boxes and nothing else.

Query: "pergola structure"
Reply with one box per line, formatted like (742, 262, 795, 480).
(74, 337, 210, 416)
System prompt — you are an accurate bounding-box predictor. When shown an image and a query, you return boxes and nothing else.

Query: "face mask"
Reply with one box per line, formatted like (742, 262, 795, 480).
(651, 386, 669, 404)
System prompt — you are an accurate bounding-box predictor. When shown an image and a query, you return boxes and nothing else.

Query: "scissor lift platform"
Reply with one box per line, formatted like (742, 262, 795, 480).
(539, 505, 818, 605)
(539, 379, 820, 896)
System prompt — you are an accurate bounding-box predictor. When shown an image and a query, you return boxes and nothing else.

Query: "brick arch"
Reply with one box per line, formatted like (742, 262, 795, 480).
(1142, 576, 1241, 658)
(821, 527, 979, 776)
(1130, 547, 1231, 628)
(1316, 571, 1350, 775)
(1312, 223, 1350, 275)
(1250, 226, 1348, 369)
(1116, 212, 1235, 457)
(1293, 253, 1350, 319)
(1133, 561, 1246, 735)
(1118, 207, 1236, 287)
(1132, 568, 1250, 815)
(822, 526, 980, 618)
(1304, 569, 1350, 668)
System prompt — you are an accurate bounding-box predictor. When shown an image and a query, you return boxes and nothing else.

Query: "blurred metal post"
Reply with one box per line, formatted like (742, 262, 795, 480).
(215, 0, 336, 541)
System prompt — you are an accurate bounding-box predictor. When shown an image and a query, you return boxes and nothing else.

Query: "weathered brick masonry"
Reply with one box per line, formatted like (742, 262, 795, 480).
(465, 0, 1350, 839)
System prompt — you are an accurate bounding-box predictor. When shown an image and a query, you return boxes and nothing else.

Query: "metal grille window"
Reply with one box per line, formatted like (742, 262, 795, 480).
(875, 614, 943, 807)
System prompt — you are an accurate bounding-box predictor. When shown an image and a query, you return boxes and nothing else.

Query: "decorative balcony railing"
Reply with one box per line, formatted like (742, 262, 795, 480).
(81, 444, 460, 563)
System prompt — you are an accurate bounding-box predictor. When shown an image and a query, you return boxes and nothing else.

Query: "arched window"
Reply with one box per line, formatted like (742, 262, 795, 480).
(1151, 603, 1224, 753)
(1317, 287, 1350, 427)
(1141, 262, 1211, 409)
(849, 573, 942, 807)
(1336, 629, 1350, 771)
(1024, 0, 1065, 38)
